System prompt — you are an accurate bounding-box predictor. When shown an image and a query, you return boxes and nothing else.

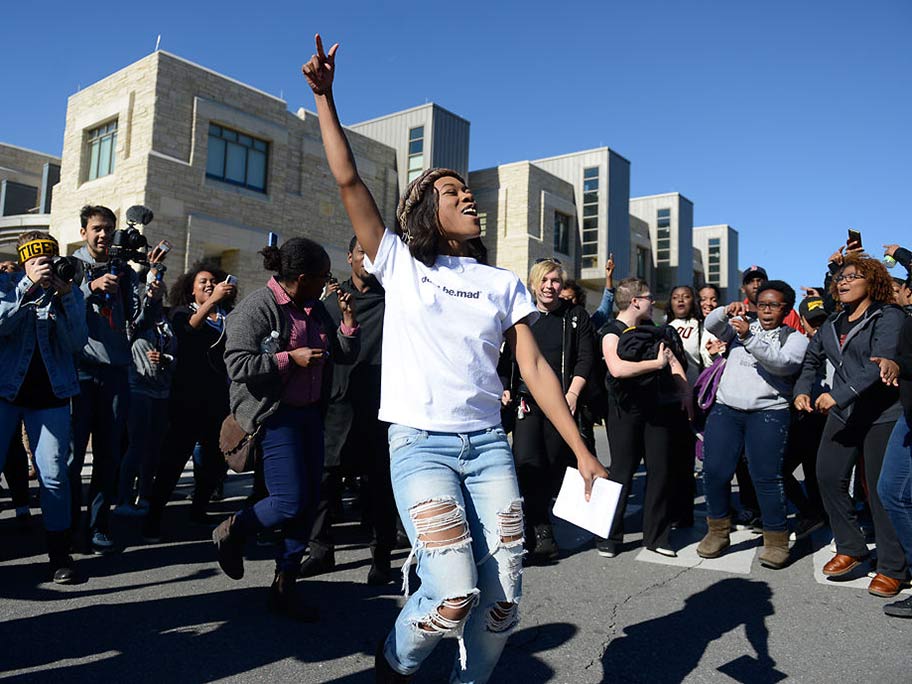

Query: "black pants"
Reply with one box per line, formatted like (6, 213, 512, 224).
(605, 404, 675, 549)
(816, 414, 908, 579)
(308, 411, 396, 560)
(146, 402, 227, 530)
(783, 410, 825, 518)
(511, 399, 575, 529)
(667, 408, 695, 528)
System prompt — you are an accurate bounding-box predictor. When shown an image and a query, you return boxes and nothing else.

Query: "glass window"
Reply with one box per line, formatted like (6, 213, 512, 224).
(407, 126, 425, 182)
(583, 204, 598, 218)
(86, 119, 118, 180)
(554, 212, 570, 255)
(636, 247, 648, 278)
(709, 237, 721, 247)
(583, 166, 599, 179)
(583, 178, 599, 192)
(478, 213, 487, 238)
(206, 123, 269, 193)
(657, 208, 671, 219)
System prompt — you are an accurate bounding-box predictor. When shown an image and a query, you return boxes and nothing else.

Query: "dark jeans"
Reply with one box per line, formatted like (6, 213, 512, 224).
(235, 404, 325, 572)
(69, 365, 130, 537)
(817, 414, 908, 579)
(783, 410, 825, 519)
(119, 393, 169, 504)
(512, 398, 575, 529)
(146, 399, 227, 529)
(878, 415, 912, 568)
(605, 404, 676, 548)
(703, 404, 790, 532)
(3, 427, 29, 509)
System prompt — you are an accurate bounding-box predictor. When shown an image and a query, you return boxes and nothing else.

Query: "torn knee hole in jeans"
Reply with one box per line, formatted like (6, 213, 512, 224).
(497, 499, 524, 547)
(408, 498, 471, 551)
(486, 601, 519, 633)
(416, 595, 477, 633)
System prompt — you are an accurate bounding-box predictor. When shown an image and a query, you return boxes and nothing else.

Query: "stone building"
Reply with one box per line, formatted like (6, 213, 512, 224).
(0, 143, 61, 260)
(50, 50, 398, 294)
(693, 224, 740, 301)
(629, 192, 695, 297)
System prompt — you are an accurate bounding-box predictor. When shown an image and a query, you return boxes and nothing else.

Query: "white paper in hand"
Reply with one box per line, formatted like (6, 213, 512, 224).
(552, 467, 622, 539)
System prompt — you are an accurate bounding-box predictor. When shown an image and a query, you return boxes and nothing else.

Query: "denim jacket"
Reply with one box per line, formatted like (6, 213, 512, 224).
(0, 272, 88, 401)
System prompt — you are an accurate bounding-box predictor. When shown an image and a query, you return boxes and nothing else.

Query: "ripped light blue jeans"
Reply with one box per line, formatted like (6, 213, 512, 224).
(382, 424, 524, 684)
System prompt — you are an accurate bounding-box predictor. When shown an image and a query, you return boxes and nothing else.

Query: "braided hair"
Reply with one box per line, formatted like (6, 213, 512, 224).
(396, 168, 487, 268)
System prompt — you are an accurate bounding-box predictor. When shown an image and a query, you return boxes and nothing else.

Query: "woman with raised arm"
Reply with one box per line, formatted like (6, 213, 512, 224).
(303, 35, 607, 684)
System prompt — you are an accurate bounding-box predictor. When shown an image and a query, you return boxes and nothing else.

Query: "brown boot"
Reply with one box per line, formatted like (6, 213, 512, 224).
(759, 530, 790, 569)
(269, 569, 319, 622)
(697, 516, 731, 558)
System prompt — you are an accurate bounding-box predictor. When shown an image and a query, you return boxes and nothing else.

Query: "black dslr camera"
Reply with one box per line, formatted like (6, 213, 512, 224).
(108, 205, 153, 267)
(51, 256, 77, 282)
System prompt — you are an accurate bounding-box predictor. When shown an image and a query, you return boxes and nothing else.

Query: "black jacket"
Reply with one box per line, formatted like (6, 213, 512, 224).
(795, 303, 904, 425)
(500, 300, 595, 398)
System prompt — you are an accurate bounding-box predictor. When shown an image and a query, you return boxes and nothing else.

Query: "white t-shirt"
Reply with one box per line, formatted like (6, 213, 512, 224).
(364, 229, 538, 432)
(670, 317, 703, 386)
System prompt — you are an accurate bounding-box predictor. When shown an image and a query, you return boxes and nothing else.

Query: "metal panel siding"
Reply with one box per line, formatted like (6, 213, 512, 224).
(607, 151, 631, 280)
(430, 107, 470, 179)
(350, 106, 434, 195)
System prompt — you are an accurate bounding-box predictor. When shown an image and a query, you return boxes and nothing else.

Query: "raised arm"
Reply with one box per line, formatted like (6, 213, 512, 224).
(303, 35, 385, 261)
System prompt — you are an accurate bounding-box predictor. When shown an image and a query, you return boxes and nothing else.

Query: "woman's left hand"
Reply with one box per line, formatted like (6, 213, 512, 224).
(565, 391, 578, 416)
(577, 452, 609, 502)
(871, 356, 900, 387)
(815, 392, 837, 414)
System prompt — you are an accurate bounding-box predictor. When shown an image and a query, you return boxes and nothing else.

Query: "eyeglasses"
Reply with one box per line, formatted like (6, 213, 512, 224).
(534, 257, 562, 265)
(833, 273, 865, 284)
(633, 294, 655, 303)
(757, 301, 786, 311)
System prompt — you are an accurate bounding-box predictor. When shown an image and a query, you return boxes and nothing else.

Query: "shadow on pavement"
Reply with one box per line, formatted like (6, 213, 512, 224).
(600, 577, 786, 683)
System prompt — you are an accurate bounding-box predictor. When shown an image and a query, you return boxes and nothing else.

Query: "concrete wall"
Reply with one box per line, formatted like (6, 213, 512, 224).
(629, 192, 694, 295)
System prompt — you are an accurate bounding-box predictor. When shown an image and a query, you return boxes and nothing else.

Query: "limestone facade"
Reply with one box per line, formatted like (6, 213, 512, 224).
(50, 51, 397, 296)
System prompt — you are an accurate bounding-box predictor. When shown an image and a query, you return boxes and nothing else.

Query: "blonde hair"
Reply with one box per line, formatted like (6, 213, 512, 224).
(527, 259, 564, 302)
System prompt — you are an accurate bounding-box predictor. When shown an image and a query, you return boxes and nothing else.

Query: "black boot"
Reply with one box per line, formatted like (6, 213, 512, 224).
(531, 524, 559, 561)
(212, 514, 245, 580)
(268, 568, 319, 622)
(299, 544, 335, 578)
(367, 546, 392, 586)
(375, 639, 413, 682)
(47, 530, 78, 584)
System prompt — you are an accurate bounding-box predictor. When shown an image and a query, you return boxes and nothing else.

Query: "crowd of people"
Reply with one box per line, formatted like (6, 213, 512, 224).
(3, 34, 912, 683)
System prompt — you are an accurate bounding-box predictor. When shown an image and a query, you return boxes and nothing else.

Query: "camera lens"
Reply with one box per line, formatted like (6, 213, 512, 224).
(51, 256, 76, 282)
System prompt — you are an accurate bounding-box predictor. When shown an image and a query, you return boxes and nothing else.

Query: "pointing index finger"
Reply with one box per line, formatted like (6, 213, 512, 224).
(315, 34, 326, 61)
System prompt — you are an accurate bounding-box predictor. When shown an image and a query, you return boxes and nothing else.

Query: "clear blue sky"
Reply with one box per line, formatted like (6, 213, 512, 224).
(2, 1, 909, 290)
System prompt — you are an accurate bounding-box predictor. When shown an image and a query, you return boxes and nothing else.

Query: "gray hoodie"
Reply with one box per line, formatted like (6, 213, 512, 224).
(706, 306, 809, 411)
(72, 246, 153, 371)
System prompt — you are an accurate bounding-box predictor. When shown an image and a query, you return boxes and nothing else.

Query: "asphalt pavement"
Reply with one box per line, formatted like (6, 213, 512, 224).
(1, 427, 908, 683)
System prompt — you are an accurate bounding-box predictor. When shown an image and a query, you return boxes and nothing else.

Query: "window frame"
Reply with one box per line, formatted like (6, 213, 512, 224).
(86, 119, 118, 181)
(206, 123, 269, 193)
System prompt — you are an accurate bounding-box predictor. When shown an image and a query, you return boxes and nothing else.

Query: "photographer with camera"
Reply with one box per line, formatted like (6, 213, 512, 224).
(68, 205, 162, 554)
(0, 232, 87, 582)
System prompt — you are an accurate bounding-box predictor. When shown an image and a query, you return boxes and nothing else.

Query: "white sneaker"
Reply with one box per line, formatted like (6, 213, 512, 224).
(650, 547, 677, 558)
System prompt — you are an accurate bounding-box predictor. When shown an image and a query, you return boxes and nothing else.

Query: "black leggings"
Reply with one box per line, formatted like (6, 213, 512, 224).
(817, 415, 908, 579)
(146, 403, 227, 529)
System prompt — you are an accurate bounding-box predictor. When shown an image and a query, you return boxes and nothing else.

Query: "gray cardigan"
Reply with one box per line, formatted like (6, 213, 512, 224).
(224, 285, 360, 434)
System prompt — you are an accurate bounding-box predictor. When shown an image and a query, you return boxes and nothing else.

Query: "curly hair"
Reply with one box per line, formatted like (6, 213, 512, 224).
(664, 285, 699, 323)
(829, 254, 894, 308)
(169, 261, 231, 308)
(396, 168, 487, 267)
